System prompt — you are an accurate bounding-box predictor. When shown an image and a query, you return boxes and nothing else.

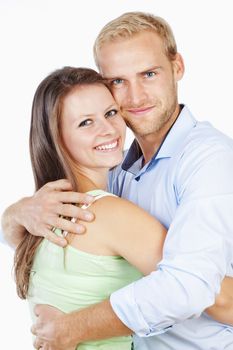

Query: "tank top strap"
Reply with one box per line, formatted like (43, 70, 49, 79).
(81, 189, 116, 209)
(58, 190, 116, 238)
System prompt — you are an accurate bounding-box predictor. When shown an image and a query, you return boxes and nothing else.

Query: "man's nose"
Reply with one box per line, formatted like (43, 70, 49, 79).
(127, 81, 147, 106)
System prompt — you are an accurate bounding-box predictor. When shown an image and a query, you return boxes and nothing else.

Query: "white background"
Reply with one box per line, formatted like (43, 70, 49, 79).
(1, 0, 233, 348)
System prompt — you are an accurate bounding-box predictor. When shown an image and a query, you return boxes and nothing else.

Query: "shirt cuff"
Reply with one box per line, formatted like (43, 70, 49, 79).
(110, 280, 171, 337)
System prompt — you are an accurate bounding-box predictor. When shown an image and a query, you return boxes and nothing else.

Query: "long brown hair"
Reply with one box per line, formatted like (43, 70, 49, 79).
(14, 67, 108, 299)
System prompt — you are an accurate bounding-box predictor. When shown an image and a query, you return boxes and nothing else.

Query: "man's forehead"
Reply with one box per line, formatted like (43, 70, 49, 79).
(97, 31, 165, 77)
(98, 52, 165, 80)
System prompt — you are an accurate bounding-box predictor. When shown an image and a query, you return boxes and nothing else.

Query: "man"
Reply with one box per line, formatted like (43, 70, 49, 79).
(2, 11, 233, 350)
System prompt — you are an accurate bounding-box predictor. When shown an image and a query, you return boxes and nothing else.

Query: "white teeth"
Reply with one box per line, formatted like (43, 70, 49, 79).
(95, 141, 118, 150)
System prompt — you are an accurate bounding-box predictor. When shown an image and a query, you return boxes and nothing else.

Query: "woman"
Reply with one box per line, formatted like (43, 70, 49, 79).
(14, 67, 233, 349)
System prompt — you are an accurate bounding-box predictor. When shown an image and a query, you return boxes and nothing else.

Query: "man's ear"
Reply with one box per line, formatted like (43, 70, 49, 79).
(172, 53, 185, 82)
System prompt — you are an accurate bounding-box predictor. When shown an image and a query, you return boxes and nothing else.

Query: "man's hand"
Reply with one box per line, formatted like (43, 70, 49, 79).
(31, 300, 131, 350)
(31, 305, 77, 350)
(2, 179, 95, 248)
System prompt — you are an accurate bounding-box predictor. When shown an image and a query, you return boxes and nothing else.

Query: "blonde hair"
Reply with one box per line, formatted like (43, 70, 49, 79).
(94, 11, 177, 68)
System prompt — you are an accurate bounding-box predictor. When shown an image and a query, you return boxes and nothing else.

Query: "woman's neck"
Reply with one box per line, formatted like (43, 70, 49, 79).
(75, 169, 109, 193)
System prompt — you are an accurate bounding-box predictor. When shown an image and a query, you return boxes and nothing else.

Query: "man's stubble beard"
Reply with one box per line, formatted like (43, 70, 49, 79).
(122, 97, 178, 138)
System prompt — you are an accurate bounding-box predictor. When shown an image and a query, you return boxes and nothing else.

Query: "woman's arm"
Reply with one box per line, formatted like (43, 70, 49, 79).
(86, 195, 166, 274)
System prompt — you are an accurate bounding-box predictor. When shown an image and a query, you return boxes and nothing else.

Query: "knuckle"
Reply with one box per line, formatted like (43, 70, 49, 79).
(76, 192, 87, 201)
(43, 231, 49, 240)
(33, 338, 39, 348)
(31, 325, 36, 336)
(54, 202, 65, 215)
(63, 204, 77, 218)
(40, 182, 53, 192)
(61, 178, 70, 185)
(78, 207, 89, 219)
(46, 229, 56, 239)
(54, 217, 63, 228)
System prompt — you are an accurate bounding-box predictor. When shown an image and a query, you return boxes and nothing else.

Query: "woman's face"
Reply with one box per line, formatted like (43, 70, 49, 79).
(61, 84, 126, 173)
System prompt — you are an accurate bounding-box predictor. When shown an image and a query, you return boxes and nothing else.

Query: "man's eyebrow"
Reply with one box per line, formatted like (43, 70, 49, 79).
(103, 76, 123, 81)
(140, 66, 162, 74)
(103, 66, 162, 80)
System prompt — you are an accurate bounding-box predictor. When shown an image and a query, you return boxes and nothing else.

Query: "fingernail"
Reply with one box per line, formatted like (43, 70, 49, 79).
(84, 212, 94, 221)
(60, 239, 68, 247)
(76, 226, 85, 234)
(86, 195, 95, 202)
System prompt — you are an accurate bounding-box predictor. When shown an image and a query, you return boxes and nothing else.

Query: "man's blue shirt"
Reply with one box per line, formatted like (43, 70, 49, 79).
(109, 105, 233, 349)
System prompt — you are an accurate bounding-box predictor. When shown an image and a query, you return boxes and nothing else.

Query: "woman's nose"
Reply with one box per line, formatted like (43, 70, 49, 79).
(98, 117, 116, 135)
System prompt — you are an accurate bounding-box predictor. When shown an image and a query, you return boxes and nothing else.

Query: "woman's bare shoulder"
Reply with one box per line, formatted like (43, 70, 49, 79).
(70, 193, 166, 273)
(90, 193, 154, 220)
(88, 194, 166, 274)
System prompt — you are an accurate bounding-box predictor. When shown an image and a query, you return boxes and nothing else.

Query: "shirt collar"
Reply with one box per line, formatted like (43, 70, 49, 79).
(122, 105, 197, 172)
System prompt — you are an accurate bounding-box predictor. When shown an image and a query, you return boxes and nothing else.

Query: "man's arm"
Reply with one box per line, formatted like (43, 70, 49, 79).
(32, 300, 131, 350)
(1, 179, 95, 249)
(206, 277, 233, 325)
(109, 150, 233, 337)
(1, 197, 28, 248)
(32, 279, 233, 350)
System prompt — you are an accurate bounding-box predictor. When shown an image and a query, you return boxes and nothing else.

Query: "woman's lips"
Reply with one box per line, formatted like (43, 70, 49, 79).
(94, 138, 119, 151)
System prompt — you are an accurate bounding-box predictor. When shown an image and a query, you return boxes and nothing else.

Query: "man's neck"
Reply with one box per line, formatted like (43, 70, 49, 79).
(136, 105, 181, 165)
(137, 133, 164, 166)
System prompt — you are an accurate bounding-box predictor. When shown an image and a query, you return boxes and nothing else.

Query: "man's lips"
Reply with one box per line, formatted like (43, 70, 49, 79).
(126, 106, 155, 115)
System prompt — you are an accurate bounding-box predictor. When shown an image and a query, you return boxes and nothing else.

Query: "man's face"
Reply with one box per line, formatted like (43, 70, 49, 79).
(97, 31, 184, 139)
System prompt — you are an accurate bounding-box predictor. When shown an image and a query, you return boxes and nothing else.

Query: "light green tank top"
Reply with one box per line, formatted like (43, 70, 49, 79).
(28, 190, 142, 349)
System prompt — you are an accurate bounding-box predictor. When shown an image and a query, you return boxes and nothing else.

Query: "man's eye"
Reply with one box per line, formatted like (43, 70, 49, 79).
(78, 119, 92, 127)
(145, 71, 156, 78)
(111, 79, 123, 85)
(105, 109, 118, 118)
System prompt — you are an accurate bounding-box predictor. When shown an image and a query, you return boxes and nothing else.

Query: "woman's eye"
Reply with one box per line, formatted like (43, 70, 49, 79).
(78, 119, 93, 127)
(105, 109, 118, 118)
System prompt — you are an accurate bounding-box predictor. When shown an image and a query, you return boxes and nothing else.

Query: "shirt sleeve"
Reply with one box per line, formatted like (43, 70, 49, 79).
(110, 149, 233, 337)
